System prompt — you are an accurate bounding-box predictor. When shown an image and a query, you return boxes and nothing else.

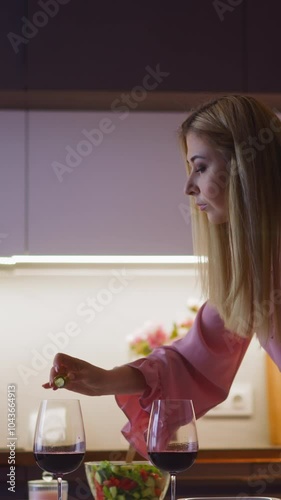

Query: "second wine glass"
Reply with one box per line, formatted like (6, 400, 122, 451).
(33, 399, 86, 500)
(147, 399, 198, 500)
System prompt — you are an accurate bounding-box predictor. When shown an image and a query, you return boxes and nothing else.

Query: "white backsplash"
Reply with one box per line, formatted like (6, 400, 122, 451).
(0, 262, 270, 451)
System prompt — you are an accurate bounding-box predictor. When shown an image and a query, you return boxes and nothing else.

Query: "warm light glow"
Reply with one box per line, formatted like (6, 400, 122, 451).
(0, 255, 203, 266)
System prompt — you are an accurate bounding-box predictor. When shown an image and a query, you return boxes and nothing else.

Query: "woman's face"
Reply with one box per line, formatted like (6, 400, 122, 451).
(185, 132, 229, 224)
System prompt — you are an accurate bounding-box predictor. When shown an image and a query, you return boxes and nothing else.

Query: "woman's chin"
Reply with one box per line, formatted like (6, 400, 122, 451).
(206, 213, 229, 225)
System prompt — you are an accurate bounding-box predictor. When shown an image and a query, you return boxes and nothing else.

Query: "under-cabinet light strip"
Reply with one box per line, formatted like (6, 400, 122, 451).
(0, 255, 203, 266)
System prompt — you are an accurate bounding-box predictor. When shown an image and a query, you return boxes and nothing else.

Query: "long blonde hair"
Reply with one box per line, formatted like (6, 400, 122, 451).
(180, 95, 281, 342)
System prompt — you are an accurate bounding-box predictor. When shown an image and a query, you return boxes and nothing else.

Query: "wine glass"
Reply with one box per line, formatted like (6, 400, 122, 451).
(147, 399, 198, 500)
(33, 399, 86, 500)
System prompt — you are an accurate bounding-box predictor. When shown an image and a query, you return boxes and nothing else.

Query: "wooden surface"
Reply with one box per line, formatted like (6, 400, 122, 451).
(1, 447, 281, 465)
(1, 90, 281, 111)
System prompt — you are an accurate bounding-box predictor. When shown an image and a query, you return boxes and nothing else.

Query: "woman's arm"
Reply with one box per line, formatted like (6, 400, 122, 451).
(43, 302, 251, 456)
(43, 353, 147, 396)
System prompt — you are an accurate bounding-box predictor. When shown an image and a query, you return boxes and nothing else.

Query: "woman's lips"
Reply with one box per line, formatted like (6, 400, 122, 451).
(197, 204, 208, 211)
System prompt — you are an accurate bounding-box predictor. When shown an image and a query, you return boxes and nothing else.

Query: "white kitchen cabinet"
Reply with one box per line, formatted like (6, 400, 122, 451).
(0, 111, 25, 256)
(28, 111, 193, 255)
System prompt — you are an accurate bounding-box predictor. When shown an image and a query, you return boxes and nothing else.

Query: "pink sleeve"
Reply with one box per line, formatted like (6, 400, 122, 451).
(115, 302, 251, 457)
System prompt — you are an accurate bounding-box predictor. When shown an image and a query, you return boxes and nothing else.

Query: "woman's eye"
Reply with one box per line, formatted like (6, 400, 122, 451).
(195, 164, 206, 173)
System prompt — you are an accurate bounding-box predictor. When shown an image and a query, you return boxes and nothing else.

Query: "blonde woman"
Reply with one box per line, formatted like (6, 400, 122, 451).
(44, 95, 281, 456)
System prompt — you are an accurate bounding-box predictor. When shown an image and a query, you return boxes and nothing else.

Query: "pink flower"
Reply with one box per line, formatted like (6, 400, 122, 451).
(127, 300, 201, 357)
(147, 327, 168, 349)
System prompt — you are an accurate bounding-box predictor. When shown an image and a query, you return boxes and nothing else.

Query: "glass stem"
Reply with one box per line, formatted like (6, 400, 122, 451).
(170, 473, 176, 500)
(57, 476, 63, 500)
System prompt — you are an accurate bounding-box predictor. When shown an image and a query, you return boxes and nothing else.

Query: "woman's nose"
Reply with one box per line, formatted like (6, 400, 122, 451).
(184, 175, 199, 196)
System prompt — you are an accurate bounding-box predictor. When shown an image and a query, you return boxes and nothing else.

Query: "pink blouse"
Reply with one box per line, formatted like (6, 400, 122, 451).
(115, 301, 281, 457)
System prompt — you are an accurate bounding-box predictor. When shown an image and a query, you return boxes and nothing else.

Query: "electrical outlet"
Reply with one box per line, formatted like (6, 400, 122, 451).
(204, 383, 253, 418)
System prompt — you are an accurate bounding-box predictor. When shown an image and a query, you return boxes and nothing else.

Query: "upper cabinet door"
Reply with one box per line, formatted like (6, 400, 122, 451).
(0, 111, 25, 256)
(0, 1, 26, 89)
(247, 0, 281, 92)
(28, 111, 193, 255)
(27, 0, 245, 92)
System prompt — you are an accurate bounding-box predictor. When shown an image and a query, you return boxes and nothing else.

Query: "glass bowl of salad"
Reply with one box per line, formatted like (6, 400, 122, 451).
(85, 460, 170, 500)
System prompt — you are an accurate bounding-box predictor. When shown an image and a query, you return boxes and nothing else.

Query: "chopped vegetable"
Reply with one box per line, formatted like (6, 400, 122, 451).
(86, 461, 168, 500)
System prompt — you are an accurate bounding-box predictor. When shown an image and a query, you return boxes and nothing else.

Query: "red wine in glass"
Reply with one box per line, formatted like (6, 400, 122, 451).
(34, 451, 85, 475)
(147, 399, 198, 500)
(148, 450, 197, 474)
(33, 399, 86, 500)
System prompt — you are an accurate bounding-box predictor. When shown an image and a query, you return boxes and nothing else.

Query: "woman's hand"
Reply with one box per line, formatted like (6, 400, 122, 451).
(43, 352, 147, 396)
(42, 352, 110, 396)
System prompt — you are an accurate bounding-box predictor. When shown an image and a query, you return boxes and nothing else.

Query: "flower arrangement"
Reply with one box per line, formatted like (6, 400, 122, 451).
(127, 301, 201, 358)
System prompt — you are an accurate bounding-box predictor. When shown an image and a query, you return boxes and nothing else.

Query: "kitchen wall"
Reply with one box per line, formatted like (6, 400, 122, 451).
(0, 262, 271, 451)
